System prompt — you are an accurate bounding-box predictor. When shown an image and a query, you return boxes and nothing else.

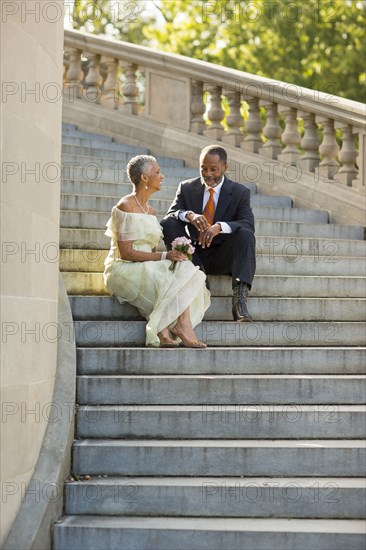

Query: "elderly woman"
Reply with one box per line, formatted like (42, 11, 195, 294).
(103, 155, 210, 348)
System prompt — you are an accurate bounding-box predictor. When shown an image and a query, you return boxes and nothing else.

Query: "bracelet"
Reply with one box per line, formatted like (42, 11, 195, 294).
(161, 251, 167, 260)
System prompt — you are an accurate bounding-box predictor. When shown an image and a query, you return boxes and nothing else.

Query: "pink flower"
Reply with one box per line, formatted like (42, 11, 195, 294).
(169, 237, 195, 271)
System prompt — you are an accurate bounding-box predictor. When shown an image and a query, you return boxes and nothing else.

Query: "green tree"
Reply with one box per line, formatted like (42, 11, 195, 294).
(146, 0, 366, 102)
(69, 0, 156, 44)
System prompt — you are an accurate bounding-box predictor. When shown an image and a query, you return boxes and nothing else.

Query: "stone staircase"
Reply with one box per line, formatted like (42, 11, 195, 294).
(53, 123, 366, 549)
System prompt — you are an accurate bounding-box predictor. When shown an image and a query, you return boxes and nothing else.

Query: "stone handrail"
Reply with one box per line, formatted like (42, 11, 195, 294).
(63, 28, 365, 190)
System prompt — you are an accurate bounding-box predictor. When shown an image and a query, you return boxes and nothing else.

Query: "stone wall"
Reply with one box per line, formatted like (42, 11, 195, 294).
(1, 1, 64, 543)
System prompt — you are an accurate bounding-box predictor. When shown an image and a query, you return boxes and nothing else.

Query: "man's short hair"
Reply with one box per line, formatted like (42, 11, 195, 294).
(200, 145, 227, 164)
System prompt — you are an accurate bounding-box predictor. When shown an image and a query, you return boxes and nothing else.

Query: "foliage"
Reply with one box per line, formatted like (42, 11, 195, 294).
(69, 0, 156, 44)
(147, 0, 366, 103)
(69, 0, 366, 102)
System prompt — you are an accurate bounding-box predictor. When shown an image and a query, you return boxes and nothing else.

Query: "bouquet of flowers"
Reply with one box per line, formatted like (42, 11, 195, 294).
(169, 236, 195, 271)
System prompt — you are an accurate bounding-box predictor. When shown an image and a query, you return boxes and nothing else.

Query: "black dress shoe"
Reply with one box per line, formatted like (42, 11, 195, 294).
(232, 282, 252, 322)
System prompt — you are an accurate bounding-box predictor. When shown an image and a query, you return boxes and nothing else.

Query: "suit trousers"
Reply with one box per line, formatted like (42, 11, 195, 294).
(161, 217, 256, 289)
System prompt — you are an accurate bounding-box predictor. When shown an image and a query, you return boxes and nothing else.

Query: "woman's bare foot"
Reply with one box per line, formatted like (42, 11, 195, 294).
(171, 323, 207, 348)
(158, 329, 180, 348)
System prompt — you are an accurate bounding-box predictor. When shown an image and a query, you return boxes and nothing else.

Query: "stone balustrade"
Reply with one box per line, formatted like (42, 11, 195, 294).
(64, 29, 365, 191)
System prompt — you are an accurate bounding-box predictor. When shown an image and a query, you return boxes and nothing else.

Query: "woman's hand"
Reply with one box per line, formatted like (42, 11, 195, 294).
(167, 249, 188, 262)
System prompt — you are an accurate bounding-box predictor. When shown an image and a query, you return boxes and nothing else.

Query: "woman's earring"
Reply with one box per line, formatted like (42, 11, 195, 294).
(145, 185, 148, 190)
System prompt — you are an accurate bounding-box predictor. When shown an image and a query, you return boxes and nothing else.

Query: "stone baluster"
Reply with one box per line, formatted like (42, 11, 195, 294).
(278, 106, 301, 164)
(138, 66, 146, 109)
(298, 111, 320, 172)
(84, 52, 103, 104)
(121, 63, 140, 114)
(335, 123, 359, 186)
(63, 48, 83, 100)
(315, 117, 340, 181)
(223, 90, 244, 146)
(63, 52, 69, 82)
(241, 97, 263, 153)
(258, 101, 282, 159)
(203, 84, 225, 140)
(100, 57, 120, 109)
(190, 80, 206, 134)
(352, 131, 366, 189)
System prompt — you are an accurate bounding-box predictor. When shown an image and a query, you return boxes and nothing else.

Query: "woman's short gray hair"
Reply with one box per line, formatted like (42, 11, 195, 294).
(126, 155, 157, 187)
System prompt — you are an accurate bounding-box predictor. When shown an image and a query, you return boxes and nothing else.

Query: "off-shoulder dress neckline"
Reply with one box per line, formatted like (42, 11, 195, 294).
(113, 206, 155, 216)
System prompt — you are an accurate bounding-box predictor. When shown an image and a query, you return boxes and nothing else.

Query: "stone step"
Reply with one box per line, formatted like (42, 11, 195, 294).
(59, 156, 205, 173)
(76, 405, 366, 439)
(62, 137, 149, 154)
(76, 347, 366, 375)
(60, 192, 292, 210)
(69, 296, 366, 322)
(62, 152, 189, 168)
(60, 249, 366, 277)
(62, 140, 148, 155)
(77, 374, 366, 405)
(63, 272, 366, 298)
(58, 129, 366, 550)
(59, 229, 366, 257)
(63, 476, 365, 519)
(52, 516, 366, 550)
(60, 178, 257, 196)
(62, 127, 128, 143)
(62, 172, 194, 187)
(61, 145, 237, 171)
(61, 179, 137, 198)
(73, 321, 365, 347)
(59, 210, 362, 239)
(61, 157, 192, 175)
(60, 204, 328, 224)
(73, 439, 366, 477)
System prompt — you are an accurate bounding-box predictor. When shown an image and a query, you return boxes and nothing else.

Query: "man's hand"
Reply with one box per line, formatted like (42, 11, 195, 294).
(199, 223, 221, 248)
(186, 212, 210, 232)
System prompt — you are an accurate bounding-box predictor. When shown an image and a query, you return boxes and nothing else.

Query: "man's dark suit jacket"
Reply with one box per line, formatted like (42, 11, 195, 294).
(165, 176, 255, 242)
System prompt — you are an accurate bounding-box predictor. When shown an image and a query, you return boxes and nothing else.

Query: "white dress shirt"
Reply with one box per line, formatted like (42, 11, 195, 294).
(179, 177, 232, 233)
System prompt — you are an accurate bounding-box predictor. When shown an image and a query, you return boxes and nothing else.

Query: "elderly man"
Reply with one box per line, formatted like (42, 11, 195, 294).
(161, 144, 256, 321)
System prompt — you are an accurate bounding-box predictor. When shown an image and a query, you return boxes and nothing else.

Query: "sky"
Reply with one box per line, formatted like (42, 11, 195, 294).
(64, 0, 165, 30)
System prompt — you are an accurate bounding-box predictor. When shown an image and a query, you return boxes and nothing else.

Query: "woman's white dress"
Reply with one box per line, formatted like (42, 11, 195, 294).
(103, 207, 210, 347)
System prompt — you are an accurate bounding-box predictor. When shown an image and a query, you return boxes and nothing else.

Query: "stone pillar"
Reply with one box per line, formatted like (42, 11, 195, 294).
(241, 97, 263, 153)
(84, 52, 103, 104)
(100, 57, 120, 109)
(352, 132, 366, 190)
(315, 117, 340, 181)
(63, 48, 83, 101)
(336, 123, 359, 186)
(1, 1, 64, 544)
(258, 101, 282, 159)
(143, 69, 191, 130)
(203, 84, 225, 140)
(277, 106, 301, 165)
(121, 63, 140, 115)
(190, 80, 206, 134)
(223, 91, 244, 146)
(299, 111, 320, 173)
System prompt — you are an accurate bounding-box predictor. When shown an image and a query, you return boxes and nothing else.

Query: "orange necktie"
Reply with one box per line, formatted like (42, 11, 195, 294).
(203, 188, 215, 225)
